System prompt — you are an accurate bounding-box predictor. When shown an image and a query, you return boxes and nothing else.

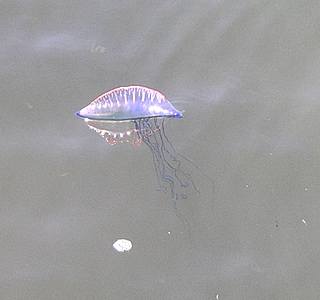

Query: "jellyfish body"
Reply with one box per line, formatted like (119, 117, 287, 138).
(77, 86, 212, 228)
(76, 86, 182, 120)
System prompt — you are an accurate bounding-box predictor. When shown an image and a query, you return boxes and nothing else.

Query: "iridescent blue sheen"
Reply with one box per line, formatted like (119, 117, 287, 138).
(76, 86, 182, 120)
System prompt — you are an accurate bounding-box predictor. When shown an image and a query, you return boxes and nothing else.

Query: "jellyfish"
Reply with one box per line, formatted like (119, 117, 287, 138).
(76, 86, 213, 227)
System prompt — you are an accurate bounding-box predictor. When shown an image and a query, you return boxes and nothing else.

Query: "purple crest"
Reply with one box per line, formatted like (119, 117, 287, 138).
(76, 86, 182, 120)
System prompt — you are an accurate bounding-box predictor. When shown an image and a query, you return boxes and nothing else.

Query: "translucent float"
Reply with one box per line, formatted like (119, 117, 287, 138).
(76, 86, 182, 120)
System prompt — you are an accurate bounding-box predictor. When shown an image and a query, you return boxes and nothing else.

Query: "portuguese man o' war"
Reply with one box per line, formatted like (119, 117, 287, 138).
(76, 86, 213, 228)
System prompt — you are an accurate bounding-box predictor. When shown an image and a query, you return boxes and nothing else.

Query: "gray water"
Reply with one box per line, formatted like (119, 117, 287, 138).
(2, 1, 320, 299)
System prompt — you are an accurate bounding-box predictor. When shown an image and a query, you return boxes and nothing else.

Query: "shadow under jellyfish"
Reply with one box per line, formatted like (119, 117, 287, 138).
(76, 86, 213, 228)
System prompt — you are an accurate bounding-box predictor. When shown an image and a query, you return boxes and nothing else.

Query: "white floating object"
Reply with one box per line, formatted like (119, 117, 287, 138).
(113, 238, 133, 252)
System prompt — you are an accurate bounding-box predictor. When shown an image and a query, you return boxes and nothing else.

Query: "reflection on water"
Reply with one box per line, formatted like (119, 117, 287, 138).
(83, 117, 214, 228)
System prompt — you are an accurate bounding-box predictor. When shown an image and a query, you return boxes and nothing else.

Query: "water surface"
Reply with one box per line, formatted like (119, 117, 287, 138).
(1, 1, 320, 299)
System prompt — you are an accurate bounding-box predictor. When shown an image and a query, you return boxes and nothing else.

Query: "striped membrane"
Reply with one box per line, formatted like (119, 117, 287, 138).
(76, 86, 182, 120)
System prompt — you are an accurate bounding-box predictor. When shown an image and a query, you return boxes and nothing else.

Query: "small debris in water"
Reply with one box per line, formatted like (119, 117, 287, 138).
(26, 103, 33, 109)
(90, 43, 105, 53)
(113, 239, 132, 252)
(302, 219, 307, 225)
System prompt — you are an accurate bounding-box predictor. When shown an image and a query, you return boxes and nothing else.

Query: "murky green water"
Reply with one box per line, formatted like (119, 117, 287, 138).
(2, 1, 320, 299)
